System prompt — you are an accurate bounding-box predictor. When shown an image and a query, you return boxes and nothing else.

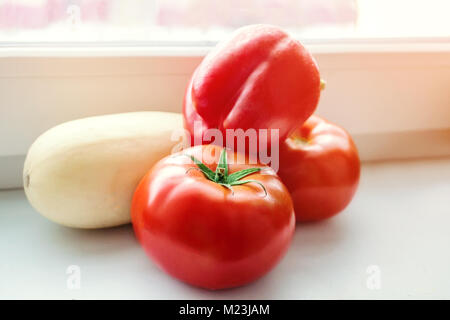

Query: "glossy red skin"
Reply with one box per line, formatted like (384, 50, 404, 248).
(278, 115, 360, 222)
(131, 145, 295, 290)
(183, 24, 321, 151)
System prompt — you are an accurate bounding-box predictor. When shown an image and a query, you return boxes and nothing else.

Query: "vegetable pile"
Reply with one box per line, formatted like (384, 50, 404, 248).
(24, 24, 360, 290)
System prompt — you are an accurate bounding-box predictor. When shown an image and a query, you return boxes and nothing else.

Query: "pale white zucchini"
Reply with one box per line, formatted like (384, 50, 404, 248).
(23, 112, 184, 228)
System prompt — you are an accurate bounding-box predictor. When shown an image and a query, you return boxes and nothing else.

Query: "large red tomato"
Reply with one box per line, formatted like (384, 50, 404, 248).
(278, 115, 360, 222)
(131, 145, 295, 290)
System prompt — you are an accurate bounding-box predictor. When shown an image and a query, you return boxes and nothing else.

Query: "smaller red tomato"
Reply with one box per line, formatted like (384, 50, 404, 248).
(132, 145, 295, 290)
(278, 115, 360, 222)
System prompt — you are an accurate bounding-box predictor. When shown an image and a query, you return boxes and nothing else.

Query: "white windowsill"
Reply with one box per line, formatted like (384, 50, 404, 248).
(1, 157, 450, 299)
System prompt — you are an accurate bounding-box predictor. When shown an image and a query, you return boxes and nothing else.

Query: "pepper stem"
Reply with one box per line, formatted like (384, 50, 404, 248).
(320, 79, 326, 90)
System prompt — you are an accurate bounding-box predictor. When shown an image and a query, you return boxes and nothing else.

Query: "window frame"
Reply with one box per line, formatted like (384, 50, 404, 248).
(1, 40, 449, 188)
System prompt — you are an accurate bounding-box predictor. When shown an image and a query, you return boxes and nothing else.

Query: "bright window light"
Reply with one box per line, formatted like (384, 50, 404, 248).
(0, 0, 449, 45)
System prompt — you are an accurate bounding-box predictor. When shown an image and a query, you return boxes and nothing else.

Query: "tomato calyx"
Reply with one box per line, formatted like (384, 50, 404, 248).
(186, 148, 267, 196)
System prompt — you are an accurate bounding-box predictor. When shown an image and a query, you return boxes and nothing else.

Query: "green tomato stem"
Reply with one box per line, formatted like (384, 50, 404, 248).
(185, 148, 266, 196)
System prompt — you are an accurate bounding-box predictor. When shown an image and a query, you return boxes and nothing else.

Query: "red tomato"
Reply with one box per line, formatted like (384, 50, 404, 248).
(131, 145, 295, 290)
(183, 24, 321, 151)
(278, 115, 360, 222)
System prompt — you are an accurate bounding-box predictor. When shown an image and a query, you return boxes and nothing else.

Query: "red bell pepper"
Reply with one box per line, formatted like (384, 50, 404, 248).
(183, 24, 322, 153)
